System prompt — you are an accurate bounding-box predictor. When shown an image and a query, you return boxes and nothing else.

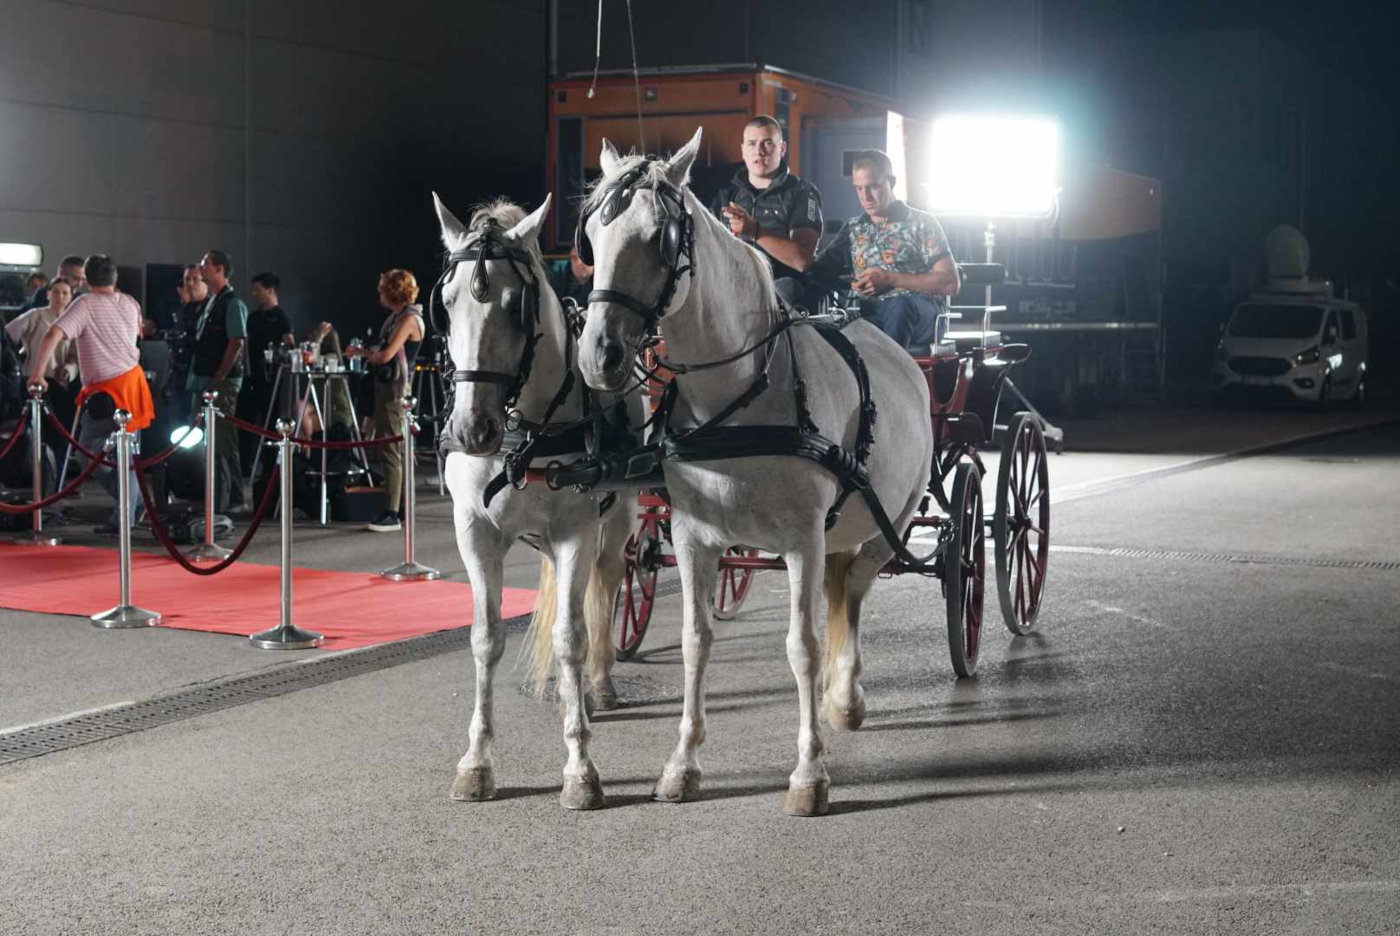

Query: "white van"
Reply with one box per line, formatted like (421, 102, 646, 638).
(1212, 284, 1369, 408)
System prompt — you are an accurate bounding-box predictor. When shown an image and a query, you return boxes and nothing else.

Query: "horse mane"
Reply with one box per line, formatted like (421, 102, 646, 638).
(585, 151, 777, 309)
(443, 197, 545, 266)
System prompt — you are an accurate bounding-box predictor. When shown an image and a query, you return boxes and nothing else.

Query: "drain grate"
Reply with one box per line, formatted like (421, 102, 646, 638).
(0, 613, 531, 767)
(1052, 544, 1400, 572)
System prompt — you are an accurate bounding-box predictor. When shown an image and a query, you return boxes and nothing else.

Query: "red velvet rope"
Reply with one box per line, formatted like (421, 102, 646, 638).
(43, 408, 196, 470)
(0, 445, 106, 514)
(0, 407, 30, 462)
(134, 460, 282, 575)
(223, 413, 402, 450)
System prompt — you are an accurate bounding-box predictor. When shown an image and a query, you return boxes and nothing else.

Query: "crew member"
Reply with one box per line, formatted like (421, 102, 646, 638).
(21, 254, 86, 313)
(6, 278, 80, 450)
(26, 255, 153, 535)
(189, 249, 248, 509)
(240, 272, 295, 464)
(708, 115, 824, 308)
(813, 149, 959, 352)
(344, 269, 424, 533)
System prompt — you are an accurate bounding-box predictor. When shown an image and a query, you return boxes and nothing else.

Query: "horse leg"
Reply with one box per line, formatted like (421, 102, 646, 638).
(783, 530, 831, 816)
(653, 529, 721, 803)
(451, 529, 505, 802)
(824, 541, 889, 731)
(552, 534, 607, 810)
(586, 504, 631, 711)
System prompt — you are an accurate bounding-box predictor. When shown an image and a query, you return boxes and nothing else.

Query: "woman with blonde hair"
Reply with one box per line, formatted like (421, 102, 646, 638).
(345, 268, 424, 532)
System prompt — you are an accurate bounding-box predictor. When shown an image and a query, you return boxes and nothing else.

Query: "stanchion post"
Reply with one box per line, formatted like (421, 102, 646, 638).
(187, 390, 231, 562)
(250, 419, 323, 650)
(92, 410, 161, 629)
(381, 396, 440, 582)
(15, 382, 60, 546)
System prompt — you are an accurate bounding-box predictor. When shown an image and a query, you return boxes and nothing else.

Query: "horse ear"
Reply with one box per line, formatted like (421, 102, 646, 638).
(664, 127, 703, 188)
(504, 194, 552, 249)
(433, 192, 467, 248)
(600, 138, 622, 176)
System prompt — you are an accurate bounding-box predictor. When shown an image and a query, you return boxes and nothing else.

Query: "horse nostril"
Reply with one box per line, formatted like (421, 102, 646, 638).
(601, 341, 625, 373)
(467, 416, 498, 449)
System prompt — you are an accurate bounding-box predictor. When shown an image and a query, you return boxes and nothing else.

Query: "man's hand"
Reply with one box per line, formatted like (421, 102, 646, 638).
(852, 268, 898, 298)
(313, 321, 333, 341)
(721, 202, 757, 239)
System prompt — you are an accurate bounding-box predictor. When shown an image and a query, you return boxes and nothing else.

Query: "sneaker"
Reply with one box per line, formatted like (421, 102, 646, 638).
(366, 511, 401, 533)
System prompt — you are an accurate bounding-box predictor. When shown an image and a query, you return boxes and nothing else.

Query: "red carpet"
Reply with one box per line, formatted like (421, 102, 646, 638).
(0, 543, 538, 650)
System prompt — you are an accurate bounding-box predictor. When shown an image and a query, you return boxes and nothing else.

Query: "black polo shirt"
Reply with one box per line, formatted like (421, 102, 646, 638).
(709, 164, 824, 281)
(246, 304, 293, 388)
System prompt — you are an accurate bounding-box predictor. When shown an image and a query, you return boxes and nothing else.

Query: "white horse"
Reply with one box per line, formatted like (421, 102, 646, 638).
(435, 194, 640, 810)
(574, 130, 935, 816)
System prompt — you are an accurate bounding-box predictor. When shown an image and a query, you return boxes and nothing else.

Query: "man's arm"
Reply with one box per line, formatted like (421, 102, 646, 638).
(210, 297, 248, 384)
(211, 338, 245, 384)
(25, 324, 68, 385)
(856, 255, 959, 299)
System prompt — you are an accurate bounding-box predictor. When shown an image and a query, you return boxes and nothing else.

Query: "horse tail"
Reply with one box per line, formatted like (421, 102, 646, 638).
(822, 549, 860, 694)
(583, 552, 614, 682)
(523, 555, 557, 697)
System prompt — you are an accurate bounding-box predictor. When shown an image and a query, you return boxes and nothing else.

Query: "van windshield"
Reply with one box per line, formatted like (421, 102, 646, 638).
(1228, 304, 1322, 339)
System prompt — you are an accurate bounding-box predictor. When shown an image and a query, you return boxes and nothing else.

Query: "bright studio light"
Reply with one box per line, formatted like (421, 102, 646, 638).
(926, 116, 1060, 219)
(0, 242, 43, 266)
(170, 426, 204, 449)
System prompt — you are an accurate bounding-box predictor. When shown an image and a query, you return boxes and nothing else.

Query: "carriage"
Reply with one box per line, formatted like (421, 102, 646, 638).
(609, 263, 1051, 677)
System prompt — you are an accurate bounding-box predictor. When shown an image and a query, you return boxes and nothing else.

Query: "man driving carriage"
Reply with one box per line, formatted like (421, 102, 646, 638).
(813, 148, 960, 352)
(708, 115, 824, 309)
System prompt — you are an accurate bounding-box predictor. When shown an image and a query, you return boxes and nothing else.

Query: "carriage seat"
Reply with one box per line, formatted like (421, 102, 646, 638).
(957, 263, 1006, 287)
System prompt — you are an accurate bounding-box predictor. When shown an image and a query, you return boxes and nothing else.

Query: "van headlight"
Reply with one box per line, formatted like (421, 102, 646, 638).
(1293, 346, 1319, 366)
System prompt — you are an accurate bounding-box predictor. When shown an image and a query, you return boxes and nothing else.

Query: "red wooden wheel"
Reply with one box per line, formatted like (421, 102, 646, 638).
(994, 412, 1050, 636)
(712, 547, 760, 621)
(945, 462, 986, 678)
(613, 516, 660, 661)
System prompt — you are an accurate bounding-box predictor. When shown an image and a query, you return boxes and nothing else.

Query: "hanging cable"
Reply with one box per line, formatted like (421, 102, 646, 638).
(586, 0, 604, 99)
(626, 0, 644, 152)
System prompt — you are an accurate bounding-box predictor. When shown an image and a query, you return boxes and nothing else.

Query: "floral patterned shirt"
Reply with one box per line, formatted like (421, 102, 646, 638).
(815, 200, 954, 302)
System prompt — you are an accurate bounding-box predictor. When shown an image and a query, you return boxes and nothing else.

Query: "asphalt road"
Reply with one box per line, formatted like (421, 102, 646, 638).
(1, 408, 1397, 935)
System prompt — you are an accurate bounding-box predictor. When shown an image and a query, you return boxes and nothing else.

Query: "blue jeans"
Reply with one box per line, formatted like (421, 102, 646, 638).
(861, 294, 940, 352)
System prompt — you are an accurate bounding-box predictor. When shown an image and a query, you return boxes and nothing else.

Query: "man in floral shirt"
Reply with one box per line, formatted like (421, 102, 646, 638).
(814, 149, 960, 351)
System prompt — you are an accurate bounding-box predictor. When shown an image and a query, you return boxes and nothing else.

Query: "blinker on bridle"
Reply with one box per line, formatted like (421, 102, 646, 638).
(574, 164, 695, 330)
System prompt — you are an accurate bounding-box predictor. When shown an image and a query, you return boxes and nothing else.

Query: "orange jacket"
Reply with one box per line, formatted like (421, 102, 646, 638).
(77, 364, 155, 432)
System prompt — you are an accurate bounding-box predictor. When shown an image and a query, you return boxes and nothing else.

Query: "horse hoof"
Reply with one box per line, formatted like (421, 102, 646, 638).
(560, 777, 606, 811)
(826, 699, 866, 732)
(450, 767, 496, 802)
(782, 781, 830, 817)
(652, 770, 702, 803)
(592, 688, 620, 712)
(583, 692, 596, 718)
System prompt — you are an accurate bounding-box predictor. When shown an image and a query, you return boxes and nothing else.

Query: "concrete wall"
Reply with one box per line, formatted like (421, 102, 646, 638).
(0, 0, 546, 340)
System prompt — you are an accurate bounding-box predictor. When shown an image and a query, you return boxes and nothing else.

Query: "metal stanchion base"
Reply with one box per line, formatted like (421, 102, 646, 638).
(249, 623, 323, 650)
(13, 532, 62, 546)
(91, 605, 162, 629)
(187, 542, 233, 563)
(380, 561, 442, 582)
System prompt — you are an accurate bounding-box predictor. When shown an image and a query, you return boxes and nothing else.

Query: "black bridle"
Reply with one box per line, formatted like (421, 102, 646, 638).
(430, 218, 542, 410)
(575, 165, 695, 331)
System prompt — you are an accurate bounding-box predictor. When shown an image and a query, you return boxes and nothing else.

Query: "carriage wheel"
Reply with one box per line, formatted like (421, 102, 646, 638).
(613, 516, 660, 661)
(994, 412, 1050, 636)
(945, 462, 986, 678)
(712, 547, 760, 621)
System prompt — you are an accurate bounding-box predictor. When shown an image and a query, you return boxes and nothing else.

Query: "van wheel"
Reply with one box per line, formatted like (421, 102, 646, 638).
(1348, 375, 1365, 411)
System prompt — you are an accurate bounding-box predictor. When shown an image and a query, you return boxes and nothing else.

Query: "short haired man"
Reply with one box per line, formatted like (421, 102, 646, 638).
(190, 249, 249, 509)
(240, 271, 295, 464)
(21, 254, 87, 313)
(813, 149, 959, 351)
(26, 255, 153, 534)
(709, 115, 824, 308)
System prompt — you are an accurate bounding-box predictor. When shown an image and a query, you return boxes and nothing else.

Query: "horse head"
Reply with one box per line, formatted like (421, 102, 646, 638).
(576, 128, 703, 391)
(432, 192, 551, 456)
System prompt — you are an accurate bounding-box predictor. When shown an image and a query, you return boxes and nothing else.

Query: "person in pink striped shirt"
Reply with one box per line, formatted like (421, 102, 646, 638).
(27, 254, 151, 535)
